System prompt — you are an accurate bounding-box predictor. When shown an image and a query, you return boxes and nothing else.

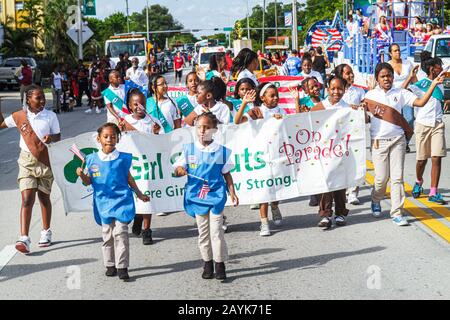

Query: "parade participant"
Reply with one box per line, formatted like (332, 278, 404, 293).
(206, 53, 228, 83)
(225, 50, 233, 72)
(311, 76, 351, 229)
(283, 50, 302, 76)
(232, 78, 256, 124)
(236, 82, 285, 236)
(86, 69, 105, 114)
(50, 64, 63, 114)
(299, 56, 324, 85)
(312, 47, 330, 87)
(120, 89, 158, 244)
(125, 57, 149, 87)
(16, 60, 33, 108)
(77, 123, 150, 280)
(147, 75, 181, 135)
(115, 53, 128, 82)
(365, 63, 444, 226)
(406, 51, 449, 205)
(334, 64, 366, 205)
(0, 85, 61, 254)
(173, 112, 238, 281)
(76, 59, 91, 108)
(103, 70, 127, 125)
(174, 51, 185, 86)
(176, 71, 200, 123)
(184, 78, 231, 126)
(388, 43, 417, 153)
(232, 48, 259, 86)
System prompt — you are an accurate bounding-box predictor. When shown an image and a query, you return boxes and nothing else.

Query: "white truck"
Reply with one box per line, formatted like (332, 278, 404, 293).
(105, 35, 148, 68)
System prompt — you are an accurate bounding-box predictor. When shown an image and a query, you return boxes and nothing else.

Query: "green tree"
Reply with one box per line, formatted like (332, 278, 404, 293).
(1, 17, 36, 57)
(15, 0, 44, 52)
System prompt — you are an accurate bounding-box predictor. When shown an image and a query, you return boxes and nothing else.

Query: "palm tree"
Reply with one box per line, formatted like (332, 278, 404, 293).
(17, 0, 45, 51)
(1, 17, 36, 57)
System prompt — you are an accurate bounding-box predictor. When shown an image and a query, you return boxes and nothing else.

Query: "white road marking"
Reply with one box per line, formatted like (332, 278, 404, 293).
(1, 159, 14, 164)
(7, 140, 18, 144)
(0, 245, 17, 274)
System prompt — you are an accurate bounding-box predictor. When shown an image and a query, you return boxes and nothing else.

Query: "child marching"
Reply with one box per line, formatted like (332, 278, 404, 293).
(0, 85, 61, 254)
(176, 71, 200, 124)
(173, 112, 238, 281)
(76, 123, 150, 280)
(232, 77, 256, 124)
(102, 70, 128, 124)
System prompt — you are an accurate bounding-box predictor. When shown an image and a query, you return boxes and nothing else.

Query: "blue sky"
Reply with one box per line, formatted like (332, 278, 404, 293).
(95, 0, 303, 36)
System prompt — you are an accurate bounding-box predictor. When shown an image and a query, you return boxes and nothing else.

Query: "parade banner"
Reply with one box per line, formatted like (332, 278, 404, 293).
(49, 108, 366, 214)
(167, 76, 305, 115)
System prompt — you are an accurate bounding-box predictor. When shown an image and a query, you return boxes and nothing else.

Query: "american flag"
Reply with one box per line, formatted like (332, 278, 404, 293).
(69, 143, 86, 162)
(306, 20, 343, 52)
(198, 182, 210, 200)
(284, 12, 293, 27)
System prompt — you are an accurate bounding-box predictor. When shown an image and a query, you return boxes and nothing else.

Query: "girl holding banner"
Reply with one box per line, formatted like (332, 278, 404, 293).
(364, 63, 444, 226)
(231, 78, 256, 124)
(173, 112, 238, 281)
(147, 75, 181, 135)
(405, 52, 449, 205)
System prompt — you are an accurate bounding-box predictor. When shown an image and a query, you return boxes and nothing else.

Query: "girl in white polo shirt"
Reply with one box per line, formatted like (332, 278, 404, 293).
(365, 62, 444, 226)
(404, 51, 449, 205)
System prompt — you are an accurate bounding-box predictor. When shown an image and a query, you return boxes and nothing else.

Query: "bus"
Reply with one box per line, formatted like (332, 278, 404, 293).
(105, 35, 148, 68)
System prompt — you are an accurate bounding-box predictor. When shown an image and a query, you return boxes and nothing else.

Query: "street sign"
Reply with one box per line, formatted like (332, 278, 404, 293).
(298, 25, 303, 31)
(223, 27, 233, 32)
(83, 0, 96, 16)
(67, 25, 94, 45)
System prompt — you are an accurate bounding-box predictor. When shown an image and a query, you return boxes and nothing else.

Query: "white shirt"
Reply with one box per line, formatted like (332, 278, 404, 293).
(392, 1, 406, 17)
(237, 69, 259, 87)
(97, 149, 120, 161)
(104, 84, 126, 119)
(243, 104, 286, 121)
(173, 141, 234, 174)
(124, 114, 154, 134)
(194, 101, 231, 125)
(346, 20, 359, 36)
(343, 86, 366, 105)
(391, 60, 414, 89)
(299, 70, 324, 84)
(126, 67, 148, 87)
(410, 81, 444, 127)
(4, 108, 60, 153)
(150, 98, 180, 135)
(322, 98, 350, 110)
(52, 72, 63, 90)
(365, 86, 417, 139)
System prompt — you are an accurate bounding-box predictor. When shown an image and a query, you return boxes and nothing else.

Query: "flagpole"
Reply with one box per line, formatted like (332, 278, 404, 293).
(292, 0, 298, 50)
(275, 0, 278, 45)
(262, 0, 266, 52)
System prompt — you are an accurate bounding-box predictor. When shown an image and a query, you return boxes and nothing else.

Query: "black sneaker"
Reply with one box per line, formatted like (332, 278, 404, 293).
(105, 266, 117, 277)
(132, 215, 143, 236)
(202, 260, 214, 279)
(406, 145, 411, 153)
(214, 262, 226, 281)
(142, 229, 153, 245)
(117, 268, 129, 280)
(309, 194, 320, 207)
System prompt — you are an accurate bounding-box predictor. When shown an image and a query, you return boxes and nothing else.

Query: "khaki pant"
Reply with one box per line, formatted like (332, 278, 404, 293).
(415, 122, 447, 160)
(371, 136, 406, 217)
(17, 150, 54, 194)
(102, 220, 130, 269)
(195, 213, 228, 263)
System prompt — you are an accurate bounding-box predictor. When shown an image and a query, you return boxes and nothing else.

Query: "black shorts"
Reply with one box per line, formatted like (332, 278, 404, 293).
(175, 70, 183, 79)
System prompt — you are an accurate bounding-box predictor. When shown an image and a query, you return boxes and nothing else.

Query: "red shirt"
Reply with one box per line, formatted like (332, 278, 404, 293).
(225, 54, 233, 71)
(174, 56, 184, 70)
(21, 66, 33, 86)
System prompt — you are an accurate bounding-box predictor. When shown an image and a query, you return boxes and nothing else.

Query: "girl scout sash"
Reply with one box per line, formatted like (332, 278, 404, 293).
(146, 97, 173, 134)
(414, 78, 444, 102)
(102, 87, 129, 115)
(299, 96, 316, 109)
(363, 98, 414, 140)
(176, 96, 195, 117)
(12, 110, 51, 167)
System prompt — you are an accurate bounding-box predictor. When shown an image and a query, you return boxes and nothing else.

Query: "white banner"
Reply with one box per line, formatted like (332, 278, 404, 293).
(49, 109, 366, 214)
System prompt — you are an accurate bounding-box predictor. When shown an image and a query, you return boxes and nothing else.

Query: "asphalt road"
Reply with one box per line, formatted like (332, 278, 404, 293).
(0, 83, 450, 300)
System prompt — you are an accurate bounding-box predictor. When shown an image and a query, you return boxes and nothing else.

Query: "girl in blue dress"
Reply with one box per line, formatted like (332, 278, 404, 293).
(77, 123, 150, 281)
(173, 112, 239, 281)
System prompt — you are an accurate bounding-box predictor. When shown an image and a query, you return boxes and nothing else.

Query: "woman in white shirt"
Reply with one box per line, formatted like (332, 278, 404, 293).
(51, 65, 63, 114)
(365, 62, 443, 226)
(388, 43, 418, 152)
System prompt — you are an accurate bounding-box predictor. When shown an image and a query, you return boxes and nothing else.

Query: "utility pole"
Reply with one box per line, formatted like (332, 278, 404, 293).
(246, 0, 250, 39)
(262, 0, 266, 51)
(146, 0, 150, 41)
(77, 0, 83, 60)
(126, 0, 130, 33)
(292, 0, 298, 51)
(275, 0, 278, 45)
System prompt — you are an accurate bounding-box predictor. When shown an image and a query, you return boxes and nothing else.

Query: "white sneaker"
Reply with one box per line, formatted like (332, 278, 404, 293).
(15, 236, 31, 254)
(95, 107, 101, 114)
(271, 206, 283, 226)
(85, 108, 92, 114)
(156, 212, 168, 216)
(347, 193, 360, 205)
(259, 223, 271, 237)
(38, 229, 52, 247)
(392, 216, 410, 226)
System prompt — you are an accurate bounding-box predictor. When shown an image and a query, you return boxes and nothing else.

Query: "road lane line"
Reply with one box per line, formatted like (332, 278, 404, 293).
(0, 245, 17, 274)
(365, 171, 450, 244)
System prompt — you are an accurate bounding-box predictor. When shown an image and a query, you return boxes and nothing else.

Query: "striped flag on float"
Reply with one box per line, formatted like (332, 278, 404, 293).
(69, 143, 86, 162)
